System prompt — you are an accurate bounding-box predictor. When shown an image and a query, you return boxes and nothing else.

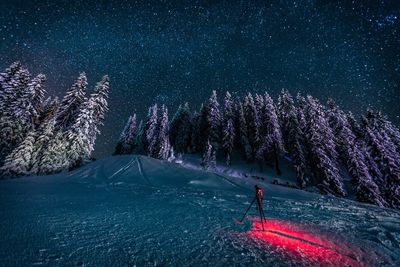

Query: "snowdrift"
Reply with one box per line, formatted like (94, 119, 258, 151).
(0, 155, 399, 266)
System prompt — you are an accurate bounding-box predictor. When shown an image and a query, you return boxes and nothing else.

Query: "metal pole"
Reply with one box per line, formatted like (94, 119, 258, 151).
(239, 198, 256, 223)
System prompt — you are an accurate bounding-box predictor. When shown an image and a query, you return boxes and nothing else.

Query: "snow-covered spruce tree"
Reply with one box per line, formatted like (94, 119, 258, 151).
(37, 129, 69, 174)
(222, 91, 236, 165)
(194, 104, 209, 153)
(256, 93, 284, 175)
(277, 89, 307, 187)
(87, 75, 109, 150)
(201, 139, 216, 170)
(0, 130, 36, 177)
(362, 111, 400, 208)
(206, 90, 222, 150)
(190, 110, 200, 152)
(0, 62, 28, 114)
(303, 96, 346, 196)
(64, 76, 109, 169)
(39, 97, 60, 123)
(54, 72, 87, 131)
(0, 68, 36, 163)
(346, 111, 364, 140)
(327, 100, 387, 206)
(243, 93, 260, 161)
(237, 102, 252, 161)
(114, 114, 137, 155)
(157, 105, 171, 160)
(30, 117, 57, 174)
(169, 102, 192, 153)
(142, 104, 159, 157)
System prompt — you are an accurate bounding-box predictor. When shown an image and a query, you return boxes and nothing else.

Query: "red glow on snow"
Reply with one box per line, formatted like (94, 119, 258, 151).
(247, 218, 367, 267)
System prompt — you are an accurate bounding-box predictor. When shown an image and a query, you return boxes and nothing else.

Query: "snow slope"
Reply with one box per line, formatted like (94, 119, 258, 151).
(0, 155, 399, 266)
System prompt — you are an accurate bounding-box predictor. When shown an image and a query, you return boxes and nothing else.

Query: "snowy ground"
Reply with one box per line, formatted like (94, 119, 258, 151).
(0, 155, 399, 266)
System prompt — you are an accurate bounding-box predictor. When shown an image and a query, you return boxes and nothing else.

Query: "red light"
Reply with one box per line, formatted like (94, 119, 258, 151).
(247, 218, 367, 267)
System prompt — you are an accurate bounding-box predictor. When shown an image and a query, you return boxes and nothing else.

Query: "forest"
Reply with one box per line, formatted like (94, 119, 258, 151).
(0, 62, 109, 176)
(114, 90, 400, 210)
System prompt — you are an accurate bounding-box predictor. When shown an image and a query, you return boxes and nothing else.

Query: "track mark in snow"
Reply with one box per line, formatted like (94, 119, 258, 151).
(107, 157, 136, 180)
(136, 156, 153, 186)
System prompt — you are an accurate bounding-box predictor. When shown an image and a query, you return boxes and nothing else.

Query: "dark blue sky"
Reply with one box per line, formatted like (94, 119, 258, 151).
(0, 0, 399, 158)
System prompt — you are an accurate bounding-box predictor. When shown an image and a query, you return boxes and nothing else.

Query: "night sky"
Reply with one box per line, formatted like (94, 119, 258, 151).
(0, 0, 399, 158)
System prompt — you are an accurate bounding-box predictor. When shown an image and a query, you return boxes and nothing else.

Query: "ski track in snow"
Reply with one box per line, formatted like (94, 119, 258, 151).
(0, 155, 399, 266)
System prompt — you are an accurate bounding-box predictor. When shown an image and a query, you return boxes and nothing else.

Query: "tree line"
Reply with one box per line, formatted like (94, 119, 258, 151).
(0, 62, 109, 177)
(114, 90, 400, 209)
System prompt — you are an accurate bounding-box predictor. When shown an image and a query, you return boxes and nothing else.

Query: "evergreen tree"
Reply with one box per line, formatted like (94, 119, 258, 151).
(87, 75, 109, 150)
(114, 114, 137, 155)
(157, 105, 170, 160)
(0, 131, 36, 177)
(278, 89, 307, 186)
(142, 104, 159, 157)
(257, 93, 284, 175)
(201, 139, 216, 170)
(169, 102, 192, 153)
(238, 102, 252, 161)
(195, 104, 209, 152)
(206, 90, 222, 149)
(0, 64, 30, 114)
(303, 96, 346, 196)
(243, 93, 260, 160)
(39, 97, 60, 124)
(327, 100, 387, 206)
(64, 76, 109, 169)
(0, 68, 35, 162)
(362, 111, 400, 208)
(190, 111, 200, 152)
(222, 91, 236, 165)
(55, 72, 87, 131)
(38, 130, 69, 174)
(30, 118, 56, 174)
(0, 62, 22, 112)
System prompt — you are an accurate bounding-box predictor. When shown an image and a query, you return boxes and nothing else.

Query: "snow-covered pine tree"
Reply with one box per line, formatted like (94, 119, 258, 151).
(206, 90, 222, 150)
(0, 62, 22, 111)
(0, 68, 35, 163)
(201, 139, 216, 170)
(157, 105, 170, 160)
(87, 75, 109, 150)
(54, 72, 87, 131)
(222, 91, 236, 165)
(64, 76, 109, 169)
(135, 119, 144, 153)
(37, 130, 69, 174)
(0, 63, 29, 115)
(346, 111, 364, 140)
(254, 93, 265, 121)
(142, 104, 159, 157)
(362, 111, 400, 208)
(194, 104, 209, 153)
(237, 102, 252, 161)
(0, 130, 36, 177)
(39, 97, 60, 124)
(190, 110, 200, 153)
(277, 89, 307, 186)
(256, 93, 284, 175)
(243, 93, 260, 160)
(303, 96, 346, 196)
(327, 100, 387, 206)
(114, 114, 137, 155)
(30, 117, 56, 174)
(169, 102, 192, 153)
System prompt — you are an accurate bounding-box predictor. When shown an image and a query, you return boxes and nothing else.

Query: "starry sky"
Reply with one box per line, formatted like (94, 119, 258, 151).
(0, 0, 399, 158)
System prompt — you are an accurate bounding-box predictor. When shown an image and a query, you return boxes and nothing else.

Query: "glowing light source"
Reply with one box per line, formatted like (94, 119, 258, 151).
(247, 218, 367, 267)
